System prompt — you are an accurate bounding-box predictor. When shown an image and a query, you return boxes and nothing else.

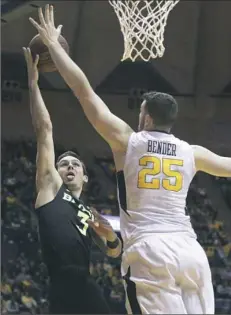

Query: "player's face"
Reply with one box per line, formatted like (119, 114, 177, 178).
(138, 101, 147, 131)
(57, 156, 87, 191)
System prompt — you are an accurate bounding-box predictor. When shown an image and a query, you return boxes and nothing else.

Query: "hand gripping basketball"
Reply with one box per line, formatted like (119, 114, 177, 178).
(29, 4, 63, 47)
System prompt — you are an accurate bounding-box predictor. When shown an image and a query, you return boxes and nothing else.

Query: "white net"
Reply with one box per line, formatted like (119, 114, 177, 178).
(109, 0, 180, 62)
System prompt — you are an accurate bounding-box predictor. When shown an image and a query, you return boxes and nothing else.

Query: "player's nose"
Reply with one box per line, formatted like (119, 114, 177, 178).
(68, 164, 74, 170)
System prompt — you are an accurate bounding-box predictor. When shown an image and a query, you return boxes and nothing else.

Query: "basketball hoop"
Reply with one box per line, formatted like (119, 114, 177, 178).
(109, 0, 180, 62)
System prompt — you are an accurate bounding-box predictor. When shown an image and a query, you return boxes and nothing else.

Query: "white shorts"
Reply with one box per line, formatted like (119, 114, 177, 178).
(121, 233, 214, 314)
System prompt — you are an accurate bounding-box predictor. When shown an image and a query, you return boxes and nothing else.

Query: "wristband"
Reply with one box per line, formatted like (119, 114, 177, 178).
(107, 237, 119, 249)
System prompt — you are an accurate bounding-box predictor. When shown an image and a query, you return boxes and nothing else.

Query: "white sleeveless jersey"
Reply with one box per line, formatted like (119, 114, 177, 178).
(118, 131, 197, 249)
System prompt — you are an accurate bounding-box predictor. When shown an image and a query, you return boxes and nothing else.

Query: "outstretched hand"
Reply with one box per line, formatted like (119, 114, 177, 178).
(29, 4, 62, 47)
(87, 208, 117, 241)
(23, 47, 39, 86)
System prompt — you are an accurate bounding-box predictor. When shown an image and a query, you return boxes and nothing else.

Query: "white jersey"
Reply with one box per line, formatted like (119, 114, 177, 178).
(118, 131, 197, 249)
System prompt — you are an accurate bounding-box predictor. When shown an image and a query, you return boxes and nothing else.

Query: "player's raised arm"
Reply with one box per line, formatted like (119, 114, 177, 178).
(192, 145, 231, 177)
(29, 5, 133, 152)
(23, 47, 62, 203)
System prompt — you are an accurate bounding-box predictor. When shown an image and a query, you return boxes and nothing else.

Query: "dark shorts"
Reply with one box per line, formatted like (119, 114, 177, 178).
(49, 265, 111, 314)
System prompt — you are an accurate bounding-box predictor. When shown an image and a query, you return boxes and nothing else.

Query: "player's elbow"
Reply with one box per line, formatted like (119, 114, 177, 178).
(73, 80, 93, 102)
(35, 119, 53, 134)
(72, 85, 84, 100)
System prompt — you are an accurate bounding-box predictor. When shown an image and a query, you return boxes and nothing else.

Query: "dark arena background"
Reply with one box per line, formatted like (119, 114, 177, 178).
(1, 1, 231, 314)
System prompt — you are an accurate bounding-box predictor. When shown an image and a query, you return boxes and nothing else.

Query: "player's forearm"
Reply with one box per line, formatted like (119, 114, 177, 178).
(48, 41, 90, 96)
(47, 41, 115, 138)
(107, 241, 122, 258)
(208, 158, 231, 177)
(106, 233, 122, 258)
(29, 84, 52, 134)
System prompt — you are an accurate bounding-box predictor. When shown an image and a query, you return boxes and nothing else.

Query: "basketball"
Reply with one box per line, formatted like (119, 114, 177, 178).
(29, 34, 69, 72)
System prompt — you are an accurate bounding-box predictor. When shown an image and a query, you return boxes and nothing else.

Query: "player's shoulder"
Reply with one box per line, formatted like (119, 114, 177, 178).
(127, 131, 193, 149)
(126, 131, 141, 147)
(167, 136, 196, 161)
(128, 130, 153, 142)
(190, 145, 216, 159)
(172, 135, 192, 149)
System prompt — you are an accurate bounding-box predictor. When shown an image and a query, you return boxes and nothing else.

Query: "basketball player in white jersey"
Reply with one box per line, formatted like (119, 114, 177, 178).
(30, 5, 231, 314)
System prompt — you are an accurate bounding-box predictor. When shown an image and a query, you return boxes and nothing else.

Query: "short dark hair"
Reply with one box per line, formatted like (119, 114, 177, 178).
(56, 151, 87, 175)
(142, 91, 178, 129)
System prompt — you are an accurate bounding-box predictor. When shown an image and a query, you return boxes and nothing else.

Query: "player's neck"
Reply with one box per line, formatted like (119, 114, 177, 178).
(145, 125, 171, 134)
(69, 188, 82, 199)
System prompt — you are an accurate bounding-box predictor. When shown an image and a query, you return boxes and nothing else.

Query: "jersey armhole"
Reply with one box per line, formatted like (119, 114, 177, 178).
(35, 184, 65, 212)
(123, 132, 137, 172)
(189, 145, 197, 177)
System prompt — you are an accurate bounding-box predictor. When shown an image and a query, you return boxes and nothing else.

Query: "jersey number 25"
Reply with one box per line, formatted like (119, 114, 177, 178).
(138, 156, 183, 192)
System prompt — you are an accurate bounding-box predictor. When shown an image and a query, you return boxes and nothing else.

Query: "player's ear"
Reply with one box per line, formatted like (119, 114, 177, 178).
(145, 114, 152, 128)
(83, 175, 88, 183)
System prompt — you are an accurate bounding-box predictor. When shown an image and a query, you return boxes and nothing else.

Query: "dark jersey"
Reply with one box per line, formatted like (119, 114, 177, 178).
(36, 184, 94, 278)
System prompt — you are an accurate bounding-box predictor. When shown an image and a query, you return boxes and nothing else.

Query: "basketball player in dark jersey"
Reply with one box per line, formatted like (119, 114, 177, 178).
(23, 47, 122, 314)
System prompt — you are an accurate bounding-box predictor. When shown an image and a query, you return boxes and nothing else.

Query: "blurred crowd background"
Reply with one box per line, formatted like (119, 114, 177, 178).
(1, 140, 231, 314)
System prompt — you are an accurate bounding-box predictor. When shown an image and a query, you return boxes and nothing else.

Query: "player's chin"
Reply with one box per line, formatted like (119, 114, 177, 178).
(63, 178, 73, 186)
(65, 181, 79, 191)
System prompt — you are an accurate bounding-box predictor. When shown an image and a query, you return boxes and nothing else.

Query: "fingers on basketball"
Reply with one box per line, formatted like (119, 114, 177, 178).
(23, 47, 30, 64)
(22, 47, 27, 60)
(34, 54, 39, 67)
